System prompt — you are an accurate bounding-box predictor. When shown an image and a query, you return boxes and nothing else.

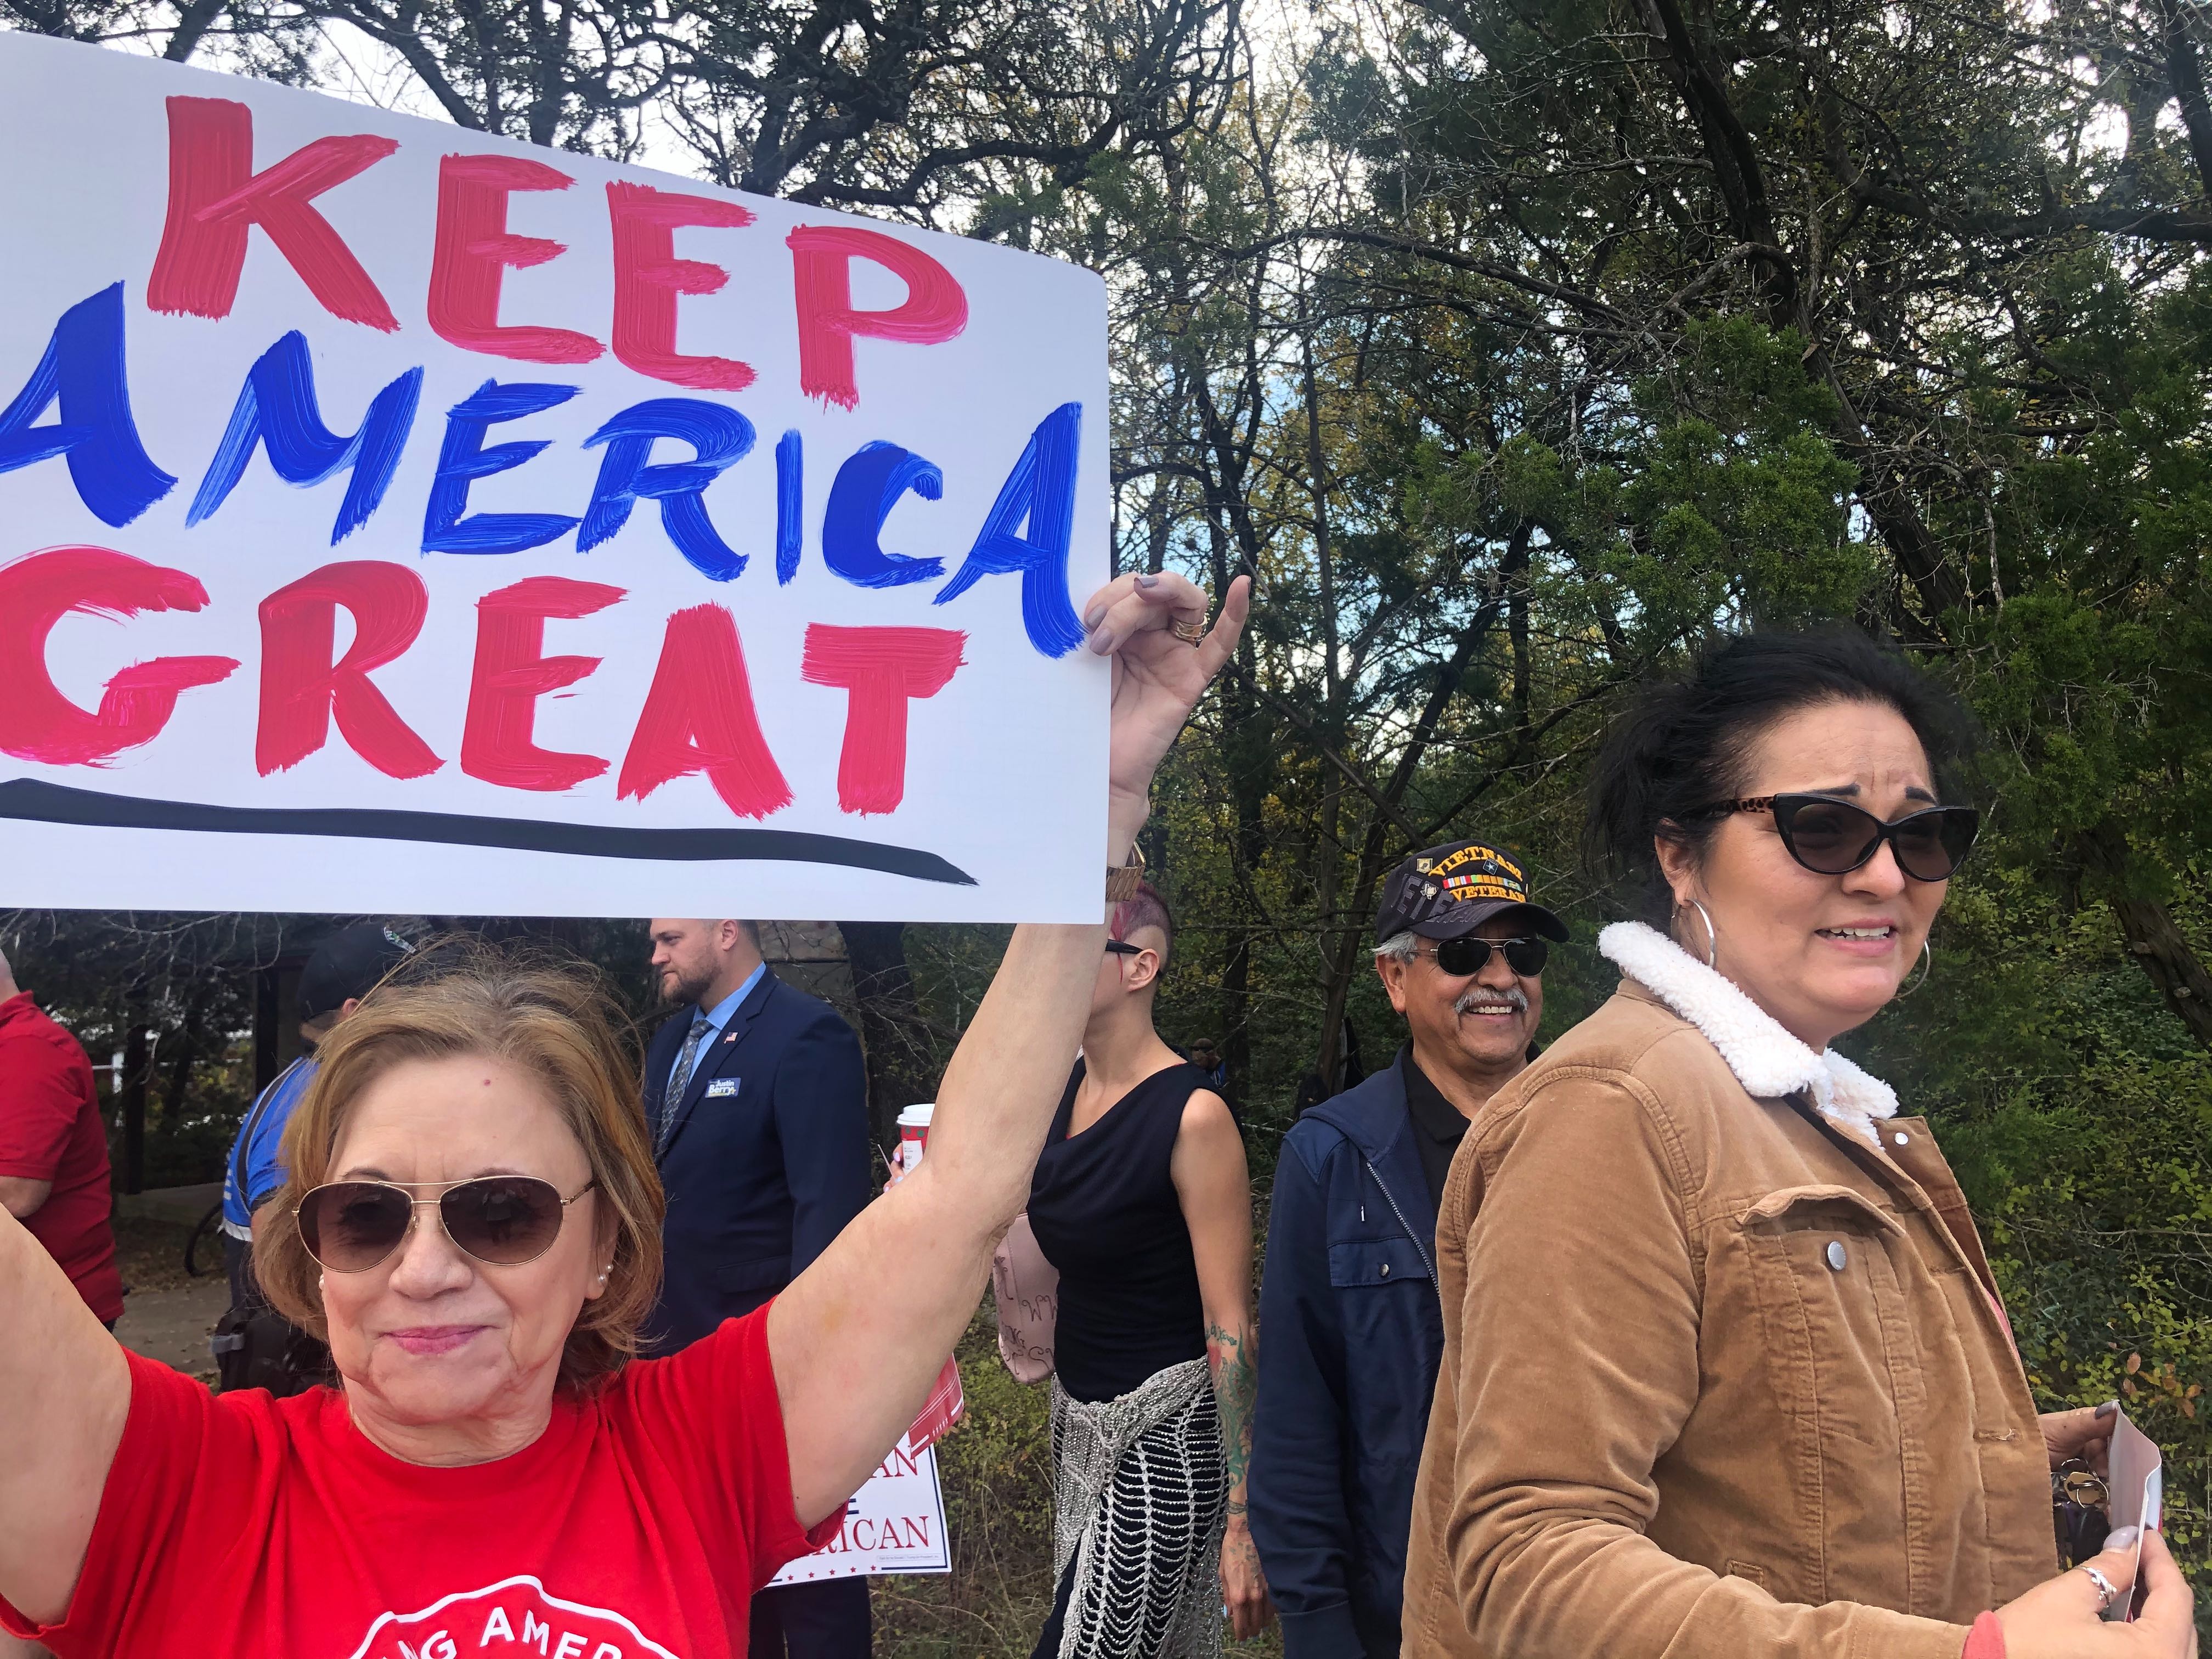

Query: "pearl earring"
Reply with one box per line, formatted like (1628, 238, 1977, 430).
(317, 1273, 325, 1290)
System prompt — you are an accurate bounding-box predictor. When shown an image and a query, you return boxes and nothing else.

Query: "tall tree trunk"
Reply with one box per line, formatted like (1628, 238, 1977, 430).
(160, 986, 207, 1124)
(2156, 0, 2212, 200)
(118, 1018, 153, 1195)
(2078, 821, 2212, 1049)
(838, 922, 937, 1150)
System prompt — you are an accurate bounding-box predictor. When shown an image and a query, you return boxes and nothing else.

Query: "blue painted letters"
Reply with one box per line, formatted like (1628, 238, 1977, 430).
(934, 402, 1084, 657)
(422, 379, 582, 555)
(776, 429, 803, 586)
(189, 332, 423, 544)
(579, 399, 755, 580)
(0, 284, 174, 529)
(822, 441, 945, 590)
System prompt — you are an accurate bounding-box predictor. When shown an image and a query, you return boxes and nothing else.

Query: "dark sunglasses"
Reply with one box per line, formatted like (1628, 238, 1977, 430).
(296, 1175, 596, 1274)
(1418, 936, 1549, 978)
(1691, 794, 1979, 882)
(1104, 939, 1143, 956)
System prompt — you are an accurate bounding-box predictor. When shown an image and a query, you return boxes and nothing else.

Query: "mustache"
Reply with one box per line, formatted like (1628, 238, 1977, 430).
(1455, 981, 1529, 1017)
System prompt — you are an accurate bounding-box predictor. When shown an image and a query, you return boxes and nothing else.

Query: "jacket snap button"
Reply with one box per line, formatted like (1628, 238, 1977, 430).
(1893, 1131, 1909, 1147)
(1825, 1240, 1848, 1272)
(1379, 1262, 1391, 1278)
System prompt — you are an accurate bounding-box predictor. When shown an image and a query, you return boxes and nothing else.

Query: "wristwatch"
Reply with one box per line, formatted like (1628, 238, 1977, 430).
(1107, 844, 1146, 903)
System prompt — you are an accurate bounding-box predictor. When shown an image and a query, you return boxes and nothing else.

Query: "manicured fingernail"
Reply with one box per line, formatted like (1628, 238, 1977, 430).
(1084, 602, 1108, 628)
(2106, 1526, 2140, 1550)
(1136, 572, 1160, 587)
(1087, 625, 1114, 654)
(2096, 1402, 2118, 1418)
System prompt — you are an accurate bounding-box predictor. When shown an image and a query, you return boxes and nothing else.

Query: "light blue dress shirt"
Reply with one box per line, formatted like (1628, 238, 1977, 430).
(668, 960, 768, 1098)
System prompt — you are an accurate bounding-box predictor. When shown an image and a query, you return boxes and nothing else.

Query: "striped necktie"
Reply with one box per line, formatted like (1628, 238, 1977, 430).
(660, 1009, 711, 1149)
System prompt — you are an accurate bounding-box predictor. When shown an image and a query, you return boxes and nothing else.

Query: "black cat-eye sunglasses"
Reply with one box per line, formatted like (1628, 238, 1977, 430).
(1684, 794, 1979, 883)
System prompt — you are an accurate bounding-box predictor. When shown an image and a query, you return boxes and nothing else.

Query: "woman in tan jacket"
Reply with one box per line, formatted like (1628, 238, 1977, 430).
(1401, 628, 2196, 1659)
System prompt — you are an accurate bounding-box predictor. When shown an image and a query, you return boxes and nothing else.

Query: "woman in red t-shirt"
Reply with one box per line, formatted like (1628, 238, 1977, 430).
(0, 569, 1249, 1659)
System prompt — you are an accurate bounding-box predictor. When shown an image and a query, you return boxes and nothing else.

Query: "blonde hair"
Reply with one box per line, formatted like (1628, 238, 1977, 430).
(255, 940, 664, 1391)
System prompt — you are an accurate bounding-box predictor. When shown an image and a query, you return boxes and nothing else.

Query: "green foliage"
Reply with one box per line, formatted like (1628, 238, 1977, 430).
(1852, 882, 2212, 1594)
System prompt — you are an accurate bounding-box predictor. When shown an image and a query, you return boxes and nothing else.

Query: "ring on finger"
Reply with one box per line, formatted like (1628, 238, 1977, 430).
(2079, 1564, 2119, 1612)
(1170, 616, 1207, 646)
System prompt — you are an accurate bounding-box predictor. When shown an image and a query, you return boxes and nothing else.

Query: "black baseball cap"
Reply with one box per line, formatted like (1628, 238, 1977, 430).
(297, 924, 413, 1022)
(1374, 840, 1568, 945)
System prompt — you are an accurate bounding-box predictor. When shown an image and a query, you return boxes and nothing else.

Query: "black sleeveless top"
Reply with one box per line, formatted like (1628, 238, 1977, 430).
(1026, 1059, 1216, 1403)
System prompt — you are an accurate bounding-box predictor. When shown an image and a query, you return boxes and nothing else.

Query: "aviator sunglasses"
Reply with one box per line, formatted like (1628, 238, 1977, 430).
(296, 1175, 596, 1273)
(1688, 793, 1980, 882)
(1419, 936, 1549, 978)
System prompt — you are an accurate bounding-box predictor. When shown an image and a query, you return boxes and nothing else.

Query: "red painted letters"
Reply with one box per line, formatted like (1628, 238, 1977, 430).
(618, 605, 792, 819)
(786, 225, 968, 410)
(257, 560, 441, 778)
(608, 182, 757, 391)
(148, 98, 400, 331)
(800, 624, 964, 814)
(461, 575, 625, 790)
(430, 155, 605, 364)
(0, 547, 238, 766)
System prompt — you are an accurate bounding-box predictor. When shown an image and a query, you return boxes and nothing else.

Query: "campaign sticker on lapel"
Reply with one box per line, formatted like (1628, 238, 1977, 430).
(706, 1079, 742, 1099)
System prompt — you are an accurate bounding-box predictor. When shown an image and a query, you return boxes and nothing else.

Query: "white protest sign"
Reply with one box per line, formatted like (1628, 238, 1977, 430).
(0, 32, 1109, 920)
(769, 1434, 951, 1584)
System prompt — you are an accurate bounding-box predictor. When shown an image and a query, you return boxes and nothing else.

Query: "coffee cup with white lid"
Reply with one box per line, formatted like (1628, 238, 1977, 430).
(896, 1104, 934, 1175)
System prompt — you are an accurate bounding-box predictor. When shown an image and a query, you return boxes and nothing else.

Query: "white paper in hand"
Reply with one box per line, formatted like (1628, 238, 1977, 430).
(2103, 1405, 2164, 1623)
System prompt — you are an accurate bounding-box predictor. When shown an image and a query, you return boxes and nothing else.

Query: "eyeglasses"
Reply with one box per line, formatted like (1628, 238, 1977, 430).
(1104, 940, 1143, 956)
(296, 1175, 596, 1274)
(1418, 936, 1549, 978)
(1689, 794, 1979, 882)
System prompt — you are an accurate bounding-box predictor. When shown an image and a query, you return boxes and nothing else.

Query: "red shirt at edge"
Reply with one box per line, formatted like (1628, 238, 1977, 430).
(0, 991, 122, 1323)
(1, 1305, 838, 1659)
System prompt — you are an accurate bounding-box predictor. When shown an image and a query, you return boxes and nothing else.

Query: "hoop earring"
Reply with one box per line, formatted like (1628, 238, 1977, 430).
(1897, 940, 1933, 998)
(1680, 898, 1719, 969)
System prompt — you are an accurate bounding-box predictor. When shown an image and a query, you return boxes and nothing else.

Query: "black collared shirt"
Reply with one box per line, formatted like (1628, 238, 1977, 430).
(1399, 1042, 1471, 1213)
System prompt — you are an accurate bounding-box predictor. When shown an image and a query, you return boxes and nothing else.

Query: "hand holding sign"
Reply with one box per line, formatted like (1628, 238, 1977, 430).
(770, 570, 1249, 1535)
(1080, 569, 1252, 845)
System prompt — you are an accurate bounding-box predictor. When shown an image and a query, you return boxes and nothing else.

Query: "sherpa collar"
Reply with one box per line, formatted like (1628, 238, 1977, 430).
(1598, 921, 1898, 1151)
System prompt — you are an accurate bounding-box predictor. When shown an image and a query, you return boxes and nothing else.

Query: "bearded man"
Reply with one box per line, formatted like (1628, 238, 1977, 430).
(1246, 842, 1568, 1659)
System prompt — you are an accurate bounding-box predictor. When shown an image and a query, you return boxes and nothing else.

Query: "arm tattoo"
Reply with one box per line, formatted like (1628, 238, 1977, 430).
(1207, 1319, 1258, 1516)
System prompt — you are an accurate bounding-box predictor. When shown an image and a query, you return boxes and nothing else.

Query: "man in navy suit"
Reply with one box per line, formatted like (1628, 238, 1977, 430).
(642, 918, 876, 1659)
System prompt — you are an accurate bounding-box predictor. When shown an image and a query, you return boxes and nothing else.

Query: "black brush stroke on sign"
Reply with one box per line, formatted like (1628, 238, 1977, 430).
(0, 779, 979, 887)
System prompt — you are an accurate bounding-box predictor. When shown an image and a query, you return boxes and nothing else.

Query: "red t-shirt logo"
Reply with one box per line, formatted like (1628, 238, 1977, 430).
(346, 1576, 682, 1659)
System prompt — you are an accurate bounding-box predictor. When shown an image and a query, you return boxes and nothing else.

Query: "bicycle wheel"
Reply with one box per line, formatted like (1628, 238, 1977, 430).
(184, 1199, 225, 1278)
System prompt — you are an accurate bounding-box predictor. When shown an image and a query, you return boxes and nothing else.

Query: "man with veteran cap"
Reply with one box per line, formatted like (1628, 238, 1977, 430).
(1248, 839, 1567, 1658)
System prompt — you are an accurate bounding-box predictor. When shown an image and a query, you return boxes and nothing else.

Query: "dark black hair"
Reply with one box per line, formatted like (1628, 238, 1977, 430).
(1583, 626, 1978, 926)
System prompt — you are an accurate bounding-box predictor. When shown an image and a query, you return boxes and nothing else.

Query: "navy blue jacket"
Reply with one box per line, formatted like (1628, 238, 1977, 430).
(1249, 1055, 1445, 1659)
(640, 970, 873, 1353)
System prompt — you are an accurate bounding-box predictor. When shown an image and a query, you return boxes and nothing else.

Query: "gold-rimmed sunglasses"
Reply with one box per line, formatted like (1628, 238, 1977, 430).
(295, 1175, 596, 1273)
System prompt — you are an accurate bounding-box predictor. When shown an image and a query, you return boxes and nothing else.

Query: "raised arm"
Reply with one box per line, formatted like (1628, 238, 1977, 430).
(0, 1206, 130, 1628)
(769, 571, 1251, 1526)
(1172, 1088, 1273, 1640)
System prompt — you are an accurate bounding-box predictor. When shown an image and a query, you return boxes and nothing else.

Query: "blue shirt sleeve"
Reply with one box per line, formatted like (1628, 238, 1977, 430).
(220, 1059, 319, 1228)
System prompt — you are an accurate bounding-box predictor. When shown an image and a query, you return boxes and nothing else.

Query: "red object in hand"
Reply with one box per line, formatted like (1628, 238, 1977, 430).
(907, 1356, 963, 1454)
(1962, 1612, 2006, 1659)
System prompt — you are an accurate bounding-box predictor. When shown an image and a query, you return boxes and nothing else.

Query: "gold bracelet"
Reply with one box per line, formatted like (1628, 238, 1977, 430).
(1106, 843, 1146, 902)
